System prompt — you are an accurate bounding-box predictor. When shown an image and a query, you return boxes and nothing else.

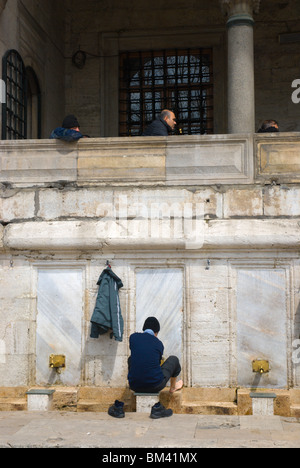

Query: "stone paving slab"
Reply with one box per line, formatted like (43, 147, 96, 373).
(0, 412, 299, 449)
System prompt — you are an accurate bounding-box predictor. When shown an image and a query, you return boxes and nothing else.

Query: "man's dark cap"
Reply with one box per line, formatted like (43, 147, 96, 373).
(143, 317, 160, 333)
(62, 115, 80, 129)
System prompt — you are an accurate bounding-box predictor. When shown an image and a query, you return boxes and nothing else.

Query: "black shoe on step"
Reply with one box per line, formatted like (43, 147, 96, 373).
(108, 400, 125, 418)
(150, 402, 173, 419)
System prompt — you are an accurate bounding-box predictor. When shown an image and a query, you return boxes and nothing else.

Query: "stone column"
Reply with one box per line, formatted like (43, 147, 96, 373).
(220, 0, 261, 134)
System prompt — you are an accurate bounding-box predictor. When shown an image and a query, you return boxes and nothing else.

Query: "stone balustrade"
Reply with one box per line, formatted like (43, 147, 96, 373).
(0, 134, 252, 187)
(0, 133, 299, 188)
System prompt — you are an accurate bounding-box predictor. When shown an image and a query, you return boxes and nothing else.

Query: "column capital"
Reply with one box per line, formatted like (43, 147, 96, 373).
(220, 0, 261, 22)
(0, 0, 7, 15)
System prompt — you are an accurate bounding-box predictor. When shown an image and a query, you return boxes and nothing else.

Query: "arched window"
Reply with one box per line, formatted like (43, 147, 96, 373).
(119, 48, 213, 136)
(2, 49, 27, 139)
(26, 66, 41, 139)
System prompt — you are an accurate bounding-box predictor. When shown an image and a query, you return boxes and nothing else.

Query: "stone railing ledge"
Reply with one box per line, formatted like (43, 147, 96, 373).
(0, 134, 253, 187)
(254, 131, 300, 183)
(1, 133, 300, 187)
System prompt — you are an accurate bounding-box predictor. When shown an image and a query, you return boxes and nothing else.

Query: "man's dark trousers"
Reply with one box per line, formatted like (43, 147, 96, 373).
(128, 356, 181, 393)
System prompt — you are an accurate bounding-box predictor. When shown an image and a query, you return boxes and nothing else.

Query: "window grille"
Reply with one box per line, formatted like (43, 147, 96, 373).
(2, 49, 27, 139)
(119, 48, 213, 137)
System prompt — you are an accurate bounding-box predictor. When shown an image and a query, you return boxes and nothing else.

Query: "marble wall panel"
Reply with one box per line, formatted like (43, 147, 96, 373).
(236, 268, 288, 388)
(188, 261, 231, 387)
(135, 268, 183, 362)
(36, 269, 83, 386)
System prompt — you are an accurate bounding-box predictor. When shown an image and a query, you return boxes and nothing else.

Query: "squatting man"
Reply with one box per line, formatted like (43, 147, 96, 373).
(108, 317, 183, 419)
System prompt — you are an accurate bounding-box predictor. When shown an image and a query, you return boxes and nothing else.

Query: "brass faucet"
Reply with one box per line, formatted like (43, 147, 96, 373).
(252, 360, 269, 374)
(49, 354, 66, 374)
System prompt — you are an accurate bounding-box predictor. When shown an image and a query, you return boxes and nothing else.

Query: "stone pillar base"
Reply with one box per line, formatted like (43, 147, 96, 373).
(134, 393, 160, 413)
(26, 389, 55, 412)
(250, 392, 276, 416)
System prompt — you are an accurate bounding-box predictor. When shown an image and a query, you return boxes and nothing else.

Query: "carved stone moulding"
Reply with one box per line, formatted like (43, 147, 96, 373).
(220, 0, 261, 17)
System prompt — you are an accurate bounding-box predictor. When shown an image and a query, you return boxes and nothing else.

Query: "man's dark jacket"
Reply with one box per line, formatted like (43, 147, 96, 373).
(257, 126, 279, 133)
(142, 117, 172, 136)
(128, 332, 165, 391)
(90, 267, 124, 342)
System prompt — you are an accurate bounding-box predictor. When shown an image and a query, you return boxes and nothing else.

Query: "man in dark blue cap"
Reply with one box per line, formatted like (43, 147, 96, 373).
(50, 114, 85, 142)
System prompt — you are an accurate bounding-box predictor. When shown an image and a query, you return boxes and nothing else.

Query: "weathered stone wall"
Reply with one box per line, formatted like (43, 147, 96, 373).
(1, 135, 300, 389)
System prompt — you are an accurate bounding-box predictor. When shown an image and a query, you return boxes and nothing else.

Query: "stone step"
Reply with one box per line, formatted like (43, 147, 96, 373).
(181, 401, 238, 416)
(76, 387, 240, 415)
(290, 405, 300, 418)
(183, 387, 237, 403)
(77, 400, 111, 412)
(77, 387, 135, 413)
(0, 387, 28, 411)
(0, 386, 296, 416)
(52, 387, 78, 412)
(77, 398, 238, 415)
(0, 398, 27, 411)
(77, 387, 237, 415)
(179, 388, 237, 415)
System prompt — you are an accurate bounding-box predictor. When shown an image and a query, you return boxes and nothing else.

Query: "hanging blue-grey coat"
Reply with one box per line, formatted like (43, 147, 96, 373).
(90, 267, 124, 342)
